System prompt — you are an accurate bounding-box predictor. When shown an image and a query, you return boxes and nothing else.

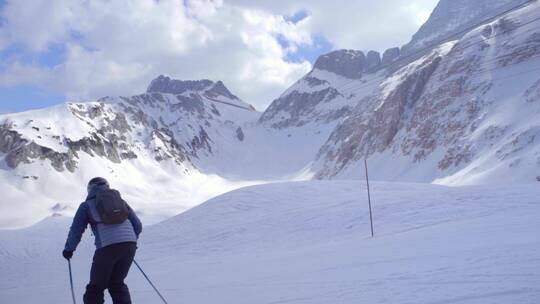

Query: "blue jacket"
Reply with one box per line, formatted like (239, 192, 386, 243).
(64, 184, 142, 252)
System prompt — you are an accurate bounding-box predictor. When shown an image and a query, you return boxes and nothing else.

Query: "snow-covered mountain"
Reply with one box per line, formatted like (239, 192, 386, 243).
(261, 0, 540, 184)
(1, 0, 540, 228)
(1, 75, 257, 172)
(0, 76, 262, 228)
(258, 49, 385, 129)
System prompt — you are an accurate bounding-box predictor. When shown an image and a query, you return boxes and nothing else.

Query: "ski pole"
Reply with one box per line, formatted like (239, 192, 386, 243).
(133, 259, 169, 304)
(68, 260, 77, 304)
(364, 159, 374, 237)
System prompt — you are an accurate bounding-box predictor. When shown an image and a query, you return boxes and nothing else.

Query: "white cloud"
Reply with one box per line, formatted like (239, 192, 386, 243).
(228, 0, 439, 51)
(0, 61, 52, 87)
(406, 3, 434, 26)
(0, 0, 80, 52)
(0, 0, 437, 110)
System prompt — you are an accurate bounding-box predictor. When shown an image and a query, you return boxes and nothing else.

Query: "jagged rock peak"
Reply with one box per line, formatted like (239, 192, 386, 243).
(206, 80, 240, 100)
(147, 75, 211, 94)
(313, 49, 366, 79)
(146, 75, 239, 100)
(382, 47, 400, 65)
(313, 49, 388, 78)
(366, 51, 381, 72)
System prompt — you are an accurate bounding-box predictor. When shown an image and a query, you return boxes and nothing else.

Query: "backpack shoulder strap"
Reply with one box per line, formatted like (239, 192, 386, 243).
(85, 199, 101, 224)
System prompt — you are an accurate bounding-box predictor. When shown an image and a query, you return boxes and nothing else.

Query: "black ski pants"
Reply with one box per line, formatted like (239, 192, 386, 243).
(83, 242, 137, 304)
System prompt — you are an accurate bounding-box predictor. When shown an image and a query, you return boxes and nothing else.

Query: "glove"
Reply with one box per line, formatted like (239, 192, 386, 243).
(62, 250, 73, 260)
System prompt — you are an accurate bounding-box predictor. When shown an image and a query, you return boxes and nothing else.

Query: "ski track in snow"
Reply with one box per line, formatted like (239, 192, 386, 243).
(1, 181, 539, 303)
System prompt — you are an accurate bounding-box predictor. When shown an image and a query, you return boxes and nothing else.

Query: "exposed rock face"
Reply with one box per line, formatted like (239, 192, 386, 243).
(150, 128, 190, 163)
(366, 51, 381, 72)
(147, 75, 214, 95)
(304, 76, 329, 87)
(0, 103, 139, 172)
(259, 48, 387, 129)
(205, 80, 240, 101)
(313, 50, 366, 79)
(312, 49, 386, 77)
(315, 52, 443, 178)
(147, 75, 242, 102)
(382, 47, 400, 65)
(0, 123, 76, 172)
(235, 127, 244, 141)
(524, 79, 540, 103)
(259, 88, 344, 129)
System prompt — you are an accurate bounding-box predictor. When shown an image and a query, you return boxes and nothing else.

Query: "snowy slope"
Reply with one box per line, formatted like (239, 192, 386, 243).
(1, 181, 539, 303)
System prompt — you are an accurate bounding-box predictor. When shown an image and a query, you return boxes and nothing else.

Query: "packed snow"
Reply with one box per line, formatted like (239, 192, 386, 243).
(1, 180, 539, 303)
(1, 1, 540, 303)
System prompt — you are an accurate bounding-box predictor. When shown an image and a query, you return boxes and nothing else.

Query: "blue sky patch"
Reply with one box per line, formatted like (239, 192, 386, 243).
(0, 85, 65, 113)
(37, 44, 65, 67)
(277, 33, 333, 64)
(285, 9, 309, 24)
(0, 44, 65, 69)
(0, 0, 6, 26)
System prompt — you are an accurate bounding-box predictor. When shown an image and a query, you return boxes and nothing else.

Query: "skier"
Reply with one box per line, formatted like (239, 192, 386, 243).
(63, 177, 143, 304)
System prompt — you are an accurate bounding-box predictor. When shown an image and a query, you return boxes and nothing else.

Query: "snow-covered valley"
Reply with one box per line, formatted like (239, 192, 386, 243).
(1, 181, 539, 303)
(0, 76, 331, 228)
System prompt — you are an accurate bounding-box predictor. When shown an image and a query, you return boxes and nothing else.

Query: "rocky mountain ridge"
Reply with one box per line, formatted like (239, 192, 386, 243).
(259, 0, 540, 183)
(0, 76, 255, 174)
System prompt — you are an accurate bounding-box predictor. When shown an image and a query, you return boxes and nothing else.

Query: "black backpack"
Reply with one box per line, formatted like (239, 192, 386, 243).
(95, 189, 129, 224)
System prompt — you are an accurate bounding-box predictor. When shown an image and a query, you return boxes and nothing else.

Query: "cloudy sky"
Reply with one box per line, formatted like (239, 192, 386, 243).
(0, 0, 438, 113)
